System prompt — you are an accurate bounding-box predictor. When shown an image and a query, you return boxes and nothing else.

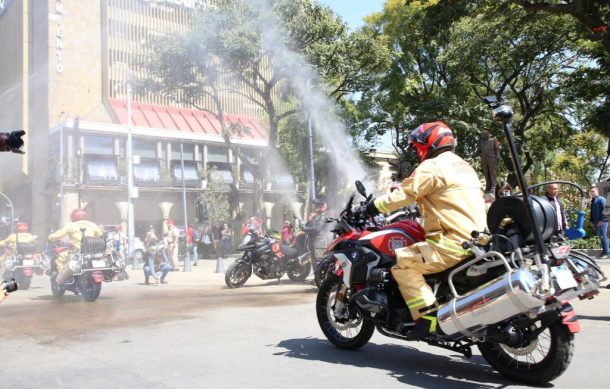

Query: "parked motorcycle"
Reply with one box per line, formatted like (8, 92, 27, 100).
(316, 98, 606, 385)
(2, 242, 45, 290)
(48, 230, 126, 302)
(224, 229, 312, 288)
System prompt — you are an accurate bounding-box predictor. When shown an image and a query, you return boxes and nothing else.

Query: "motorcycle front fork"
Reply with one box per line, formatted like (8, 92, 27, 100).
(333, 284, 349, 320)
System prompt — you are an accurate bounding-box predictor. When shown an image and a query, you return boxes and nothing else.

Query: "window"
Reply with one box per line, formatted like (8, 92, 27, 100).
(171, 160, 199, 181)
(134, 160, 160, 183)
(207, 145, 228, 163)
(207, 162, 233, 184)
(84, 135, 114, 156)
(272, 174, 294, 190)
(133, 139, 157, 159)
(85, 157, 118, 182)
(241, 168, 255, 186)
(171, 143, 194, 160)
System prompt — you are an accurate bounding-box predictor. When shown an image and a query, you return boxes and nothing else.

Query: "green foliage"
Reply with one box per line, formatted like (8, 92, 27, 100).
(205, 167, 231, 226)
(570, 235, 601, 250)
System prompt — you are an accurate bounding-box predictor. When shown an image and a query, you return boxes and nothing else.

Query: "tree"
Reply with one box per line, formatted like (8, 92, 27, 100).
(204, 168, 231, 227)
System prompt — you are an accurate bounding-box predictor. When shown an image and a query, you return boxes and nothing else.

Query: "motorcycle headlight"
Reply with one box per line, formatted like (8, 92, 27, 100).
(67, 259, 81, 273)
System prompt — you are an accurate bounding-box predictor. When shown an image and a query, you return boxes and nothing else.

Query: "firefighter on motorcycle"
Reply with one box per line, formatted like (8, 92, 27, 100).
(0, 222, 36, 273)
(366, 121, 487, 339)
(47, 208, 104, 284)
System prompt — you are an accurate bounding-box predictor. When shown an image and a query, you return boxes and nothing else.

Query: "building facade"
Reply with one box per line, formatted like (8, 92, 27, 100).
(0, 0, 298, 238)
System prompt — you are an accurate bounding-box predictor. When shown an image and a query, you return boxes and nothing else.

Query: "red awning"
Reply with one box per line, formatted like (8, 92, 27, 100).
(109, 99, 268, 141)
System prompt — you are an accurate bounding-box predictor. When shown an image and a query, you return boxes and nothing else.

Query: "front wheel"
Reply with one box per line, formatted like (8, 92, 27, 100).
(286, 261, 311, 283)
(225, 261, 252, 288)
(316, 274, 375, 350)
(80, 277, 102, 302)
(50, 274, 65, 298)
(478, 320, 574, 385)
(314, 256, 335, 288)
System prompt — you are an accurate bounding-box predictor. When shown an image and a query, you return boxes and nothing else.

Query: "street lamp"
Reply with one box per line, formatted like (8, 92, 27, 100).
(180, 143, 191, 272)
(0, 192, 14, 234)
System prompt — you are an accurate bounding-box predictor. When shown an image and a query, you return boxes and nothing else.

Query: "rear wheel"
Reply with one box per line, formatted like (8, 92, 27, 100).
(80, 277, 102, 302)
(316, 274, 375, 349)
(478, 320, 574, 385)
(225, 261, 251, 288)
(286, 261, 311, 282)
(14, 271, 32, 290)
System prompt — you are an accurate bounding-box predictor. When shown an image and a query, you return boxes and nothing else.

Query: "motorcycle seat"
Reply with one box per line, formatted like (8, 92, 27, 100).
(280, 244, 298, 258)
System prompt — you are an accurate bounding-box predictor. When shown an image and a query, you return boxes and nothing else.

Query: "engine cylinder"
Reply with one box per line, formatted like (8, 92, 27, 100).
(437, 269, 546, 337)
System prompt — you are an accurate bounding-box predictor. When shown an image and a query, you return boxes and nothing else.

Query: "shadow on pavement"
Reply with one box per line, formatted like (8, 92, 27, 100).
(273, 337, 518, 388)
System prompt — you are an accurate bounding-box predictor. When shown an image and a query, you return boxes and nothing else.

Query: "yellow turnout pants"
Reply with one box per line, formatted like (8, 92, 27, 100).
(391, 234, 468, 321)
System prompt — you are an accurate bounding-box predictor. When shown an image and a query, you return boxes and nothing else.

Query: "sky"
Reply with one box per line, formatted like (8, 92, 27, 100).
(317, 0, 386, 29)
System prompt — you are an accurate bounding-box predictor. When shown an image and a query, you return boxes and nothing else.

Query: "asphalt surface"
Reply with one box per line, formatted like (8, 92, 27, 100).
(0, 258, 609, 388)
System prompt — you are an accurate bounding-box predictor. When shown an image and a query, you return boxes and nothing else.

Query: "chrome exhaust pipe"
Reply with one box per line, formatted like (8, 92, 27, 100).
(438, 269, 546, 337)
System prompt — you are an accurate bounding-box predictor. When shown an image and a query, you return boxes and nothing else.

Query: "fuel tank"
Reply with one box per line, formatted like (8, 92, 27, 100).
(358, 220, 424, 257)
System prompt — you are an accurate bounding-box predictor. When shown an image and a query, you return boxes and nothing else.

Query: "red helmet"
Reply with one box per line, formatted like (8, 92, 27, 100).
(70, 208, 87, 222)
(16, 222, 29, 233)
(167, 219, 174, 226)
(408, 121, 456, 162)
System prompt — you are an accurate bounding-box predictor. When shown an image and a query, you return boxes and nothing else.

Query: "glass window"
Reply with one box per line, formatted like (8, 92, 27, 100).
(84, 135, 114, 156)
(86, 158, 118, 181)
(207, 162, 233, 184)
(272, 174, 294, 190)
(241, 168, 254, 184)
(133, 139, 157, 159)
(134, 160, 160, 182)
(171, 143, 195, 160)
(207, 145, 228, 163)
(171, 160, 199, 181)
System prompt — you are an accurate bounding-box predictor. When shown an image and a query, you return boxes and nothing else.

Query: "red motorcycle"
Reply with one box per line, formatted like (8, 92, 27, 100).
(316, 98, 607, 385)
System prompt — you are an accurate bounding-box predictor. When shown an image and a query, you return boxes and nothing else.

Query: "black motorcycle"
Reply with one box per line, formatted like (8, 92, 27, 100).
(49, 230, 125, 302)
(224, 229, 311, 288)
(2, 242, 45, 290)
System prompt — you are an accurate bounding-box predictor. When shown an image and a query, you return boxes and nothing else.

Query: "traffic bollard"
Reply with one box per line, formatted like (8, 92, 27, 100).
(215, 256, 224, 273)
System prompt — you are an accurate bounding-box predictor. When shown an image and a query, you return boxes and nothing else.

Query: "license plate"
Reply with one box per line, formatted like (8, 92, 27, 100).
(22, 259, 34, 266)
(552, 265, 578, 290)
(91, 260, 107, 268)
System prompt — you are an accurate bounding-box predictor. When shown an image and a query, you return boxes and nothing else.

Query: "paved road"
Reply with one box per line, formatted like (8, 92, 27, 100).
(1, 259, 609, 388)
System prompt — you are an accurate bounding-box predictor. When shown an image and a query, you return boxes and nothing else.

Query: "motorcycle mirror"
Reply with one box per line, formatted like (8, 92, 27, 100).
(355, 180, 367, 198)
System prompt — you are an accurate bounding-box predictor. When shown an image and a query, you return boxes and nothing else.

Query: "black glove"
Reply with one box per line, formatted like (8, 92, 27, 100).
(366, 198, 380, 217)
(0, 131, 26, 154)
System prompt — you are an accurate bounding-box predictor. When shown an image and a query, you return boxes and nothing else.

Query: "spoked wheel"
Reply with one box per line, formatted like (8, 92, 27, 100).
(286, 261, 311, 283)
(478, 320, 574, 385)
(80, 277, 102, 302)
(314, 256, 335, 288)
(225, 261, 252, 288)
(50, 273, 65, 298)
(316, 274, 374, 349)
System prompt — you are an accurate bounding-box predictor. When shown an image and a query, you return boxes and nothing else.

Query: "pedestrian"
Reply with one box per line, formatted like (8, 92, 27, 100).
(186, 223, 194, 263)
(144, 224, 158, 249)
(202, 227, 212, 259)
(589, 186, 609, 258)
(545, 183, 568, 236)
(143, 244, 170, 285)
(221, 222, 232, 258)
(166, 219, 179, 271)
(494, 181, 513, 199)
(192, 225, 201, 265)
(281, 221, 294, 244)
(212, 222, 222, 258)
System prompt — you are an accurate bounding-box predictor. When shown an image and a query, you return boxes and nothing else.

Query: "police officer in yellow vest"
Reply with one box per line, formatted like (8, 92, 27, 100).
(47, 208, 103, 275)
(0, 222, 37, 272)
(367, 121, 487, 339)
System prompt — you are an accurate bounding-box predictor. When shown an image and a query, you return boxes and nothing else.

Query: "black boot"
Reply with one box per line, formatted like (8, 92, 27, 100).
(407, 315, 437, 341)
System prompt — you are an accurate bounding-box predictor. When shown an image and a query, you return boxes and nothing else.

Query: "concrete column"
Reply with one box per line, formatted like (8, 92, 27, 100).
(63, 192, 80, 225)
(159, 201, 173, 233)
(263, 202, 274, 230)
(114, 201, 128, 233)
(165, 143, 172, 169)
